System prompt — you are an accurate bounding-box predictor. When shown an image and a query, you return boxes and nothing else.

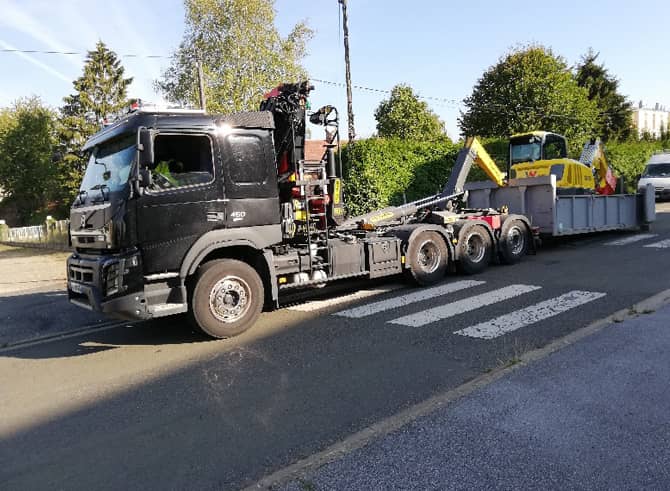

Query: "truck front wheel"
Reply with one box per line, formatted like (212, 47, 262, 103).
(190, 259, 264, 338)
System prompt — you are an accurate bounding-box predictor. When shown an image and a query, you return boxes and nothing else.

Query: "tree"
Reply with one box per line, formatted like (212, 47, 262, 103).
(374, 84, 445, 140)
(56, 41, 133, 202)
(575, 49, 633, 141)
(459, 45, 598, 152)
(156, 0, 313, 113)
(0, 97, 58, 224)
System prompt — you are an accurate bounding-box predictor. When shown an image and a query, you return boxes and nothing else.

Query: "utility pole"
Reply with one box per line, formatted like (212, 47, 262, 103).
(196, 59, 207, 112)
(339, 0, 355, 142)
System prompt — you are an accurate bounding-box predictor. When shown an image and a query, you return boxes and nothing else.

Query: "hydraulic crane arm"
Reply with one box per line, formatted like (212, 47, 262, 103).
(441, 137, 506, 197)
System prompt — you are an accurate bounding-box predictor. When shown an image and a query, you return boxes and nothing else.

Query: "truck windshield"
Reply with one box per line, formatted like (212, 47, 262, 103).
(511, 142, 542, 164)
(643, 163, 670, 177)
(80, 134, 135, 198)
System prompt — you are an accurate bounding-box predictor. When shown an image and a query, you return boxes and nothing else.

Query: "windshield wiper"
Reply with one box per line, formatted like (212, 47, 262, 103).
(90, 183, 110, 202)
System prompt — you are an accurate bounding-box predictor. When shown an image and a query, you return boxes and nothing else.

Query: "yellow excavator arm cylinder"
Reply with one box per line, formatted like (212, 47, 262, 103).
(466, 137, 506, 187)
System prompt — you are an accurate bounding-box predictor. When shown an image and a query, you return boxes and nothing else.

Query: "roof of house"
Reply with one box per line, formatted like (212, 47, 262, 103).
(304, 140, 328, 161)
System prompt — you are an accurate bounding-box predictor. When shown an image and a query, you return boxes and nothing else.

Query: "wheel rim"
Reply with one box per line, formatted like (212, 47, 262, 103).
(208, 275, 252, 323)
(507, 225, 525, 255)
(417, 240, 441, 273)
(465, 232, 486, 263)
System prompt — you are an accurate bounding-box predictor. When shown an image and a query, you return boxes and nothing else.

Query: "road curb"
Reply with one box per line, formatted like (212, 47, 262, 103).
(243, 287, 670, 491)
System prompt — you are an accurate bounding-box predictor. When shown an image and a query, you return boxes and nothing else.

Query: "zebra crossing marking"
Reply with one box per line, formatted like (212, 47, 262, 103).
(334, 280, 485, 318)
(454, 290, 606, 339)
(604, 234, 658, 246)
(643, 239, 670, 249)
(288, 285, 403, 312)
(388, 284, 541, 328)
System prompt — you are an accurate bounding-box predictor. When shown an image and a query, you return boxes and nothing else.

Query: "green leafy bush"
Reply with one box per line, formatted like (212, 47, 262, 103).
(340, 138, 459, 216)
(605, 140, 665, 192)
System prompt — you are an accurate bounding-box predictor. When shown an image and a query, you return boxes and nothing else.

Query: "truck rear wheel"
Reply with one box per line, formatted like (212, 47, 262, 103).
(190, 259, 264, 339)
(405, 231, 448, 285)
(499, 219, 529, 264)
(457, 223, 492, 275)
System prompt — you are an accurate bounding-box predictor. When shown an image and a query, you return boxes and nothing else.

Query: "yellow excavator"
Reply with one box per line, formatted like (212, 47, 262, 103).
(455, 131, 617, 195)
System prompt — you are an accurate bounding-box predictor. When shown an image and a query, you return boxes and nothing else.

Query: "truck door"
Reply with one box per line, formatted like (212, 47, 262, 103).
(220, 129, 281, 228)
(137, 131, 223, 273)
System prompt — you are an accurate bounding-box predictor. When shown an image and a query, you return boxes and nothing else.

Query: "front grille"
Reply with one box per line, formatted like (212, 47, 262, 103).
(69, 264, 94, 284)
(77, 236, 96, 244)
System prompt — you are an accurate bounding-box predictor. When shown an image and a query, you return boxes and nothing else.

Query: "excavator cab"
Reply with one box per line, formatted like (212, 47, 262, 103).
(509, 131, 567, 164)
(509, 131, 597, 194)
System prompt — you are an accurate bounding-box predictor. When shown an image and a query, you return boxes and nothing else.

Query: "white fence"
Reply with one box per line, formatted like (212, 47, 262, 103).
(0, 219, 70, 250)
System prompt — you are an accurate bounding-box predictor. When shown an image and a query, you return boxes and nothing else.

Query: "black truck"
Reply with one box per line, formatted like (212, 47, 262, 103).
(67, 82, 532, 338)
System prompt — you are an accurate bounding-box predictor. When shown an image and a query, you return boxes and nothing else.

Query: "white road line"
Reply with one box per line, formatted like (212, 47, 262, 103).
(455, 290, 607, 340)
(334, 280, 486, 318)
(389, 284, 541, 327)
(643, 239, 670, 249)
(605, 234, 658, 246)
(288, 285, 403, 312)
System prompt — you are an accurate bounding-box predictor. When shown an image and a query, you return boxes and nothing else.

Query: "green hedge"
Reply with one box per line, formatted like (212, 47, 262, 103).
(605, 141, 666, 193)
(340, 138, 459, 216)
(339, 137, 668, 217)
(340, 137, 518, 216)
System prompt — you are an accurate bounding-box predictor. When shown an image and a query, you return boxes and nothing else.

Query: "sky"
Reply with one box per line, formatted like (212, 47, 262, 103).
(0, 0, 669, 140)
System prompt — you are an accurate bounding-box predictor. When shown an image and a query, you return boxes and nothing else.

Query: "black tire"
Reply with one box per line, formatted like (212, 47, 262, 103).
(190, 259, 264, 339)
(499, 219, 530, 265)
(405, 231, 449, 285)
(456, 223, 492, 275)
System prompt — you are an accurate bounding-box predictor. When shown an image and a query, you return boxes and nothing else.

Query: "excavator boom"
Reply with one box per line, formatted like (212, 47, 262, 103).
(442, 137, 506, 196)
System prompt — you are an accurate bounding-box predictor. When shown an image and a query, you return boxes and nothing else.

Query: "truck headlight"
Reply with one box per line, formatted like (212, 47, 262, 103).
(105, 263, 121, 296)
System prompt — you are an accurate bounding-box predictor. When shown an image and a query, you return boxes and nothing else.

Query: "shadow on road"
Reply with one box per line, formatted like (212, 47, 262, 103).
(0, 304, 493, 490)
(0, 289, 108, 348)
(0, 315, 213, 359)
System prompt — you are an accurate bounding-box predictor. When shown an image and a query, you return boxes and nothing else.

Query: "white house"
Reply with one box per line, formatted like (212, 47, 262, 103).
(631, 102, 669, 138)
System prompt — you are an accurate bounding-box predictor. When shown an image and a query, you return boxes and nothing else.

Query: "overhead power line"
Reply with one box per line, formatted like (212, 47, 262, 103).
(310, 78, 652, 122)
(0, 48, 167, 58)
(2, 47, 667, 123)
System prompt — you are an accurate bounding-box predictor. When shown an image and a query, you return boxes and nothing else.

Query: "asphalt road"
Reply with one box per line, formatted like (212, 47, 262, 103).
(281, 304, 670, 490)
(1, 204, 670, 490)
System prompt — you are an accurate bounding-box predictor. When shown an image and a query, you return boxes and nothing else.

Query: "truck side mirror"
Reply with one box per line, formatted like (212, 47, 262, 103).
(138, 128, 154, 168)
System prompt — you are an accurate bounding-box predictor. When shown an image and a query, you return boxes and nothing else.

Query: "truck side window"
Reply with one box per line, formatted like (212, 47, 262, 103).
(227, 134, 268, 185)
(150, 134, 214, 189)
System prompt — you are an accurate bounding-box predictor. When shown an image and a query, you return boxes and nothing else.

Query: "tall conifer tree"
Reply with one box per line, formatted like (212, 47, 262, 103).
(56, 41, 133, 202)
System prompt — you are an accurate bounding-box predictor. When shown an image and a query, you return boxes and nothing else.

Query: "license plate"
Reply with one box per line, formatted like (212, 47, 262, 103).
(70, 282, 84, 294)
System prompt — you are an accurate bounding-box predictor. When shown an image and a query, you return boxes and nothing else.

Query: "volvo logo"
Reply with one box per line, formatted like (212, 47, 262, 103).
(80, 213, 87, 229)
